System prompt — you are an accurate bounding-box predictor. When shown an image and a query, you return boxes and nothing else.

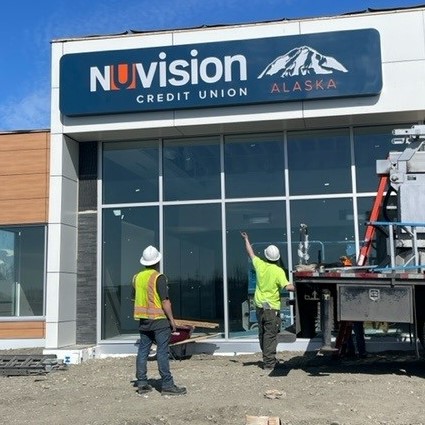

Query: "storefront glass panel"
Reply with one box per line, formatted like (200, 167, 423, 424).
(290, 198, 356, 266)
(102, 206, 159, 338)
(0, 226, 45, 317)
(163, 137, 220, 201)
(102, 140, 159, 204)
(163, 204, 224, 333)
(226, 201, 288, 337)
(353, 126, 397, 193)
(98, 124, 421, 345)
(224, 133, 285, 198)
(287, 129, 351, 195)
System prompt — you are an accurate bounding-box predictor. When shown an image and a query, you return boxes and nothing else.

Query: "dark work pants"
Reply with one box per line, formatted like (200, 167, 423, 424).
(256, 307, 281, 367)
(136, 326, 174, 389)
(346, 321, 367, 356)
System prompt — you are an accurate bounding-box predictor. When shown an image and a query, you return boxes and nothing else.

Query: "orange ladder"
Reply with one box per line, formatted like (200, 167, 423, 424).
(335, 174, 389, 356)
(357, 174, 389, 267)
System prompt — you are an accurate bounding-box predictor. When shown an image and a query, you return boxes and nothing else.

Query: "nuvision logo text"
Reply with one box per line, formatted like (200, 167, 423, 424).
(90, 49, 249, 105)
(90, 50, 247, 89)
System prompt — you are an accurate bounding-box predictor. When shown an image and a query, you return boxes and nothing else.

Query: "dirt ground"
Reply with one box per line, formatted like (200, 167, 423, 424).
(0, 348, 424, 425)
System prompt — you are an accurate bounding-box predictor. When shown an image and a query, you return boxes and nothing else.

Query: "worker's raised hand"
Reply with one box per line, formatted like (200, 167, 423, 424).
(240, 231, 248, 240)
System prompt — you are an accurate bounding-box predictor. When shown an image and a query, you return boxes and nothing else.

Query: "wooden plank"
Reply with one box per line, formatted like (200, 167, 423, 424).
(170, 333, 221, 347)
(245, 416, 280, 425)
(175, 319, 219, 329)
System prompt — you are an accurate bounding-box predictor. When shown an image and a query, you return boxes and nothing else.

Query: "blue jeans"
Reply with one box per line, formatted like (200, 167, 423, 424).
(136, 326, 174, 389)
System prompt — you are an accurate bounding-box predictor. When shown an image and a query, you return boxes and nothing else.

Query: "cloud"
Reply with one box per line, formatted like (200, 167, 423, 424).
(0, 88, 50, 132)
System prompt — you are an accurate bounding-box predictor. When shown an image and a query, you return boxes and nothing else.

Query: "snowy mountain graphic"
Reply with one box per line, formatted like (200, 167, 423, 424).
(258, 45, 348, 78)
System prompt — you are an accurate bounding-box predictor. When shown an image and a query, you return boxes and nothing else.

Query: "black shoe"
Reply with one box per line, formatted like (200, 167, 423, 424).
(138, 384, 153, 394)
(161, 385, 187, 396)
(263, 363, 276, 370)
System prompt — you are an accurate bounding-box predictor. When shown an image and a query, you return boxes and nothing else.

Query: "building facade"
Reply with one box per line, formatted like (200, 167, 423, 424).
(2, 6, 425, 354)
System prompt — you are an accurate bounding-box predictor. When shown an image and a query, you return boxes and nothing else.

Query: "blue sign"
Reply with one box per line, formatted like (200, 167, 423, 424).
(59, 29, 382, 116)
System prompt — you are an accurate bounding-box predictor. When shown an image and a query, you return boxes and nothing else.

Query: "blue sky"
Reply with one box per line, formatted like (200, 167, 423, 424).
(0, 0, 421, 131)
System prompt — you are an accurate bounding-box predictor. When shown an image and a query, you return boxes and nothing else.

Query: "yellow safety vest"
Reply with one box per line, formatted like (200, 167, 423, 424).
(133, 269, 167, 320)
(252, 256, 289, 310)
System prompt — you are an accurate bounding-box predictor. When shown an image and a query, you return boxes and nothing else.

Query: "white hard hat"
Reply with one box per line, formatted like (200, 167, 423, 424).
(264, 244, 280, 262)
(140, 245, 162, 266)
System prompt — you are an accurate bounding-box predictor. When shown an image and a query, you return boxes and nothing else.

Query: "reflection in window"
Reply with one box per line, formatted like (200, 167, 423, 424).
(290, 198, 355, 265)
(163, 204, 223, 332)
(163, 137, 220, 201)
(354, 126, 399, 193)
(0, 226, 45, 317)
(287, 129, 351, 195)
(226, 201, 287, 337)
(103, 140, 159, 204)
(102, 207, 159, 338)
(225, 133, 285, 198)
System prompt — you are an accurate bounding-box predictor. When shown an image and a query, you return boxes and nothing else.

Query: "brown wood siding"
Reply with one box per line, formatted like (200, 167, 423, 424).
(0, 321, 45, 339)
(0, 132, 50, 225)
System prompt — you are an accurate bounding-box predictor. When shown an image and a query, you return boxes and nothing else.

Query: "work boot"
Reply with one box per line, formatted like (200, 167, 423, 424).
(138, 384, 153, 394)
(161, 385, 187, 396)
(262, 361, 277, 370)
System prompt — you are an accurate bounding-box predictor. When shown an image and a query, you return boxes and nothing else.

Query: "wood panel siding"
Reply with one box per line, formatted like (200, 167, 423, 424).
(0, 320, 45, 339)
(0, 199, 48, 224)
(0, 175, 47, 200)
(0, 132, 49, 151)
(0, 150, 48, 174)
(0, 131, 50, 225)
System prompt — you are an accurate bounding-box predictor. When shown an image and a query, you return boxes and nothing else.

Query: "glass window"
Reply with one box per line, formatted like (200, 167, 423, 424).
(290, 198, 355, 266)
(0, 226, 45, 317)
(163, 137, 220, 201)
(224, 133, 285, 198)
(103, 140, 159, 204)
(287, 129, 351, 195)
(101, 206, 159, 338)
(354, 126, 400, 193)
(163, 204, 223, 333)
(226, 201, 288, 337)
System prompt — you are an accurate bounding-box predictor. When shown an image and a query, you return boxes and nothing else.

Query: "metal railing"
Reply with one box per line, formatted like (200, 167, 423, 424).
(370, 221, 425, 272)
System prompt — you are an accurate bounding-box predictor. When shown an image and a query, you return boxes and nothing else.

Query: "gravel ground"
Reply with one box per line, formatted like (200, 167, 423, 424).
(0, 349, 424, 425)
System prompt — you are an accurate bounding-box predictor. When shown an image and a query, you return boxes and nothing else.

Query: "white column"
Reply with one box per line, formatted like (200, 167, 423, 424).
(45, 133, 79, 348)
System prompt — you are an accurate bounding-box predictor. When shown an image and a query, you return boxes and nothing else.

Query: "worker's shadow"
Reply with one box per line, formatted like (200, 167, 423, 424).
(266, 350, 425, 379)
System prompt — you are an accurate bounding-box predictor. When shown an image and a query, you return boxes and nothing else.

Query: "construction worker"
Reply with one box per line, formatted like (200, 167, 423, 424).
(241, 232, 295, 370)
(133, 245, 186, 396)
